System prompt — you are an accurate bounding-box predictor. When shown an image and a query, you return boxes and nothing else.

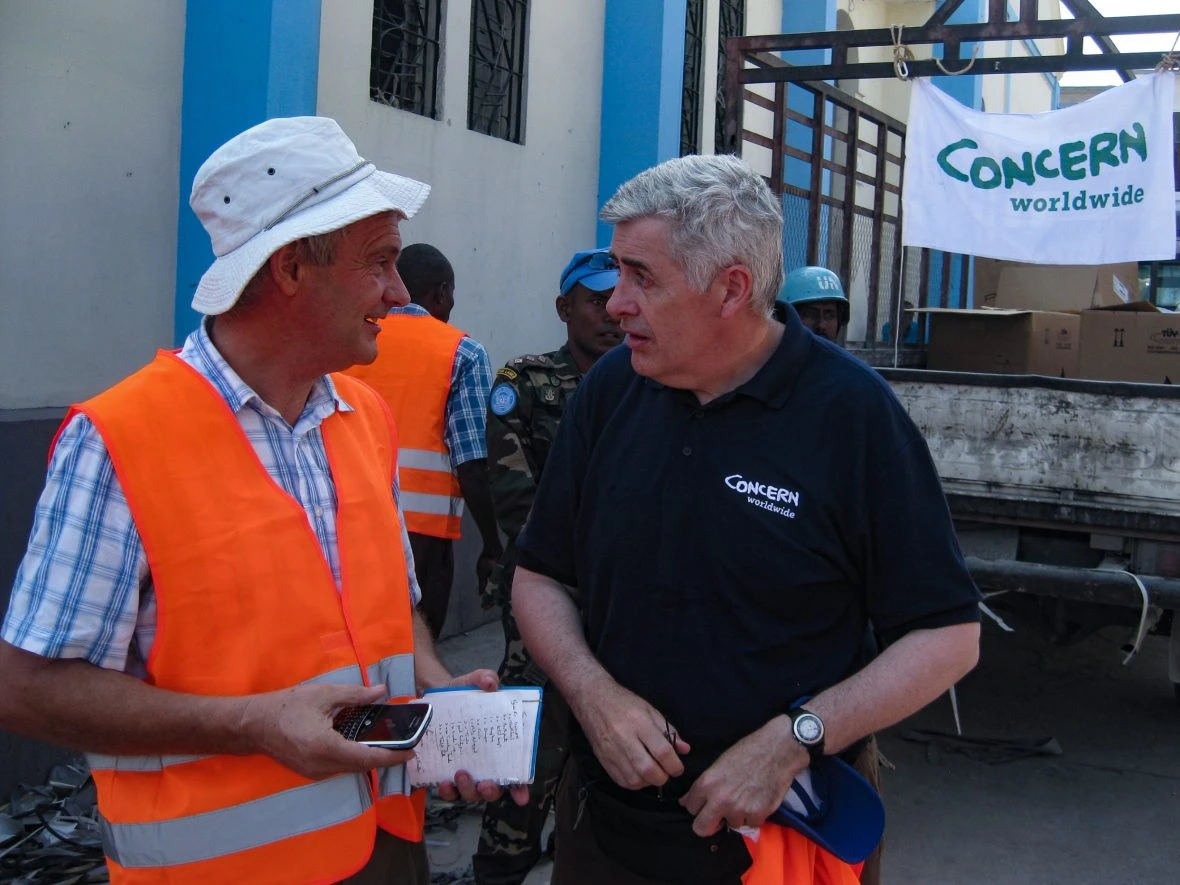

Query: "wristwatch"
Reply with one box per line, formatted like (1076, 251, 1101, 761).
(785, 707, 826, 763)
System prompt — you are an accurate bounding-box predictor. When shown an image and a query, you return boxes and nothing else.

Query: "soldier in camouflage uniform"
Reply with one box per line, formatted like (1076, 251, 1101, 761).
(472, 248, 621, 885)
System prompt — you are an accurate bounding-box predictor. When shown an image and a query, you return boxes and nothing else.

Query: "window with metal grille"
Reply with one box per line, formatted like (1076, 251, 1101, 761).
(468, 0, 529, 143)
(714, 0, 746, 153)
(370, 0, 443, 119)
(680, 0, 706, 156)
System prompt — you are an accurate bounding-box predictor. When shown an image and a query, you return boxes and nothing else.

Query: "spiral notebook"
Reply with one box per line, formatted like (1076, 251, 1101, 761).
(407, 686, 543, 787)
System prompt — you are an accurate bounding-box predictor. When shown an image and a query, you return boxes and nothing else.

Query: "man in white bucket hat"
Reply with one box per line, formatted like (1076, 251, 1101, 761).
(0, 116, 525, 885)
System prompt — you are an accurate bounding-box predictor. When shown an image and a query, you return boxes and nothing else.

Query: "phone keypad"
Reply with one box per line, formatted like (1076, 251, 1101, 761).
(332, 705, 379, 740)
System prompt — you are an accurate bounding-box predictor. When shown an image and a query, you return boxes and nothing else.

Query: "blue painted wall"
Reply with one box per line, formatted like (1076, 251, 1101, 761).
(173, 0, 322, 343)
(596, 0, 688, 246)
(778, 1, 836, 66)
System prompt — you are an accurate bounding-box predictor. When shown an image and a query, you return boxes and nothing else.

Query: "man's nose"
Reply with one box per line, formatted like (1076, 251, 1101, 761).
(386, 272, 410, 307)
(606, 286, 635, 319)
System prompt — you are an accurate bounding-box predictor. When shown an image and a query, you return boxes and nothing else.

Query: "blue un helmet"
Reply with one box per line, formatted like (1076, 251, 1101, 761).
(779, 266, 850, 326)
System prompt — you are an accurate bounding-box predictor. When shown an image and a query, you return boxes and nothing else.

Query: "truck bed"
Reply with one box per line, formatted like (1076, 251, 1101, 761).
(879, 369, 1180, 541)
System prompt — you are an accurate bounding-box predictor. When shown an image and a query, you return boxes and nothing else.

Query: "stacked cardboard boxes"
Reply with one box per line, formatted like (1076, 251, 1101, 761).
(1079, 301, 1180, 384)
(920, 260, 1173, 382)
(921, 261, 1137, 378)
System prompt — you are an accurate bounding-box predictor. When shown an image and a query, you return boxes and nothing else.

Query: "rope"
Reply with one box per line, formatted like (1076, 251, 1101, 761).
(891, 25, 914, 80)
(1117, 570, 1151, 666)
(948, 684, 962, 736)
(935, 44, 981, 76)
(979, 601, 1015, 633)
(1156, 31, 1180, 71)
(891, 23, 981, 79)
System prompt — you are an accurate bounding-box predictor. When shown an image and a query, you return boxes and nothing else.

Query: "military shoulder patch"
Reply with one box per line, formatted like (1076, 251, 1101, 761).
(489, 384, 519, 416)
(496, 366, 519, 381)
(510, 353, 553, 369)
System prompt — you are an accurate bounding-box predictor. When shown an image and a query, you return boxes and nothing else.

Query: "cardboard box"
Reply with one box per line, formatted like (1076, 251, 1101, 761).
(921, 308, 1081, 377)
(973, 258, 1005, 305)
(1078, 303, 1180, 384)
(978, 262, 1139, 313)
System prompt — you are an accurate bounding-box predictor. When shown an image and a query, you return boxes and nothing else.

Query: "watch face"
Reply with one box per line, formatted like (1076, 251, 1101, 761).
(794, 713, 823, 744)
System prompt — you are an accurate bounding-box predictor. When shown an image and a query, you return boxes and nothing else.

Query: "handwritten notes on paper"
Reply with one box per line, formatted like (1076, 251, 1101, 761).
(408, 686, 542, 787)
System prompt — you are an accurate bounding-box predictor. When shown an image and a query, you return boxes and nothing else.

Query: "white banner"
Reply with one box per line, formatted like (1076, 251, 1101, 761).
(902, 72, 1176, 264)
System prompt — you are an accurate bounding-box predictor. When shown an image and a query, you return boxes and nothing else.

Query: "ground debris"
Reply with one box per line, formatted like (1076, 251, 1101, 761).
(425, 797, 483, 834)
(425, 796, 484, 883)
(901, 728, 1064, 765)
(0, 759, 107, 884)
(431, 866, 475, 885)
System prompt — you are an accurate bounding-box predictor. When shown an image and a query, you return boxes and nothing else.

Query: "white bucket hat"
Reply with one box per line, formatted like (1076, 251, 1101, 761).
(189, 116, 431, 315)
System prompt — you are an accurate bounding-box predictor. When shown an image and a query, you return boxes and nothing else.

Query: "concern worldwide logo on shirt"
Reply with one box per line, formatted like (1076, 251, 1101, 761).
(724, 474, 800, 519)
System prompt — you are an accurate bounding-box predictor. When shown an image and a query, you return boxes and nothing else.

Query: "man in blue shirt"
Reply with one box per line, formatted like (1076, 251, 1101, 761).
(511, 154, 981, 884)
(395, 243, 500, 636)
(347, 243, 501, 638)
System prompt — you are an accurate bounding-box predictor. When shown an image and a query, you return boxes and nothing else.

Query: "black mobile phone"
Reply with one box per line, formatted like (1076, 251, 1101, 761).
(332, 702, 434, 750)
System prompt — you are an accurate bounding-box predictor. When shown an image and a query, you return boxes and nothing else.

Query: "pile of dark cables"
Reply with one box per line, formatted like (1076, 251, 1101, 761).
(0, 760, 106, 884)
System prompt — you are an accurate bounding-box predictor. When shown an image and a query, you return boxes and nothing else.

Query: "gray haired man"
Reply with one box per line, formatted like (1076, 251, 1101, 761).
(511, 154, 981, 884)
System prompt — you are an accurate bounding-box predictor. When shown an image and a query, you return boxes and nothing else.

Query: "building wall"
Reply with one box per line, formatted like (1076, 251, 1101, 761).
(980, 1, 1061, 114)
(317, 0, 613, 638)
(0, 0, 186, 796)
(0, 1, 184, 411)
(318, 0, 608, 369)
(841, 1, 936, 125)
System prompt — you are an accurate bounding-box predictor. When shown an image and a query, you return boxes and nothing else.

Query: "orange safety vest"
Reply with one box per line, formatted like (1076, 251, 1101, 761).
(67, 353, 425, 885)
(344, 312, 466, 538)
(741, 825, 863, 885)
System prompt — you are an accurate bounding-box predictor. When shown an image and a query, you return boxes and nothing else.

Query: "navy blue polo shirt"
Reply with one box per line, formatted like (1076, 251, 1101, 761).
(516, 309, 980, 772)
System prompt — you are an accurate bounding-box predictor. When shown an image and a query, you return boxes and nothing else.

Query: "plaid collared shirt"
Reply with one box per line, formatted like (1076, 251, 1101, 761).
(2, 321, 420, 675)
(387, 304, 492, 466)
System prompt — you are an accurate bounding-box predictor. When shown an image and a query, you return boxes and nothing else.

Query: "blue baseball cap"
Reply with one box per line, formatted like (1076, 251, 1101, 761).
(559, 248, 619, 296)
(769, 755, 885, 864)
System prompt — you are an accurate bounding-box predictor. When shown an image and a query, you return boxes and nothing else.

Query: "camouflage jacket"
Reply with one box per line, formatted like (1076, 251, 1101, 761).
(482, 344, 582, 608)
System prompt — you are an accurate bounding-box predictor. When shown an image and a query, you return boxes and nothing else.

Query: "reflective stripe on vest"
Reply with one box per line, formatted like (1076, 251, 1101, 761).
(401, 489, 465, 518)
(72, 357, 422, 882)
(399, 448, 452, 472)
(342, 314, 466, 538)
(399, 448, 464, 521)
(100, 774, 372, 868)
(367, 653, 416, 697)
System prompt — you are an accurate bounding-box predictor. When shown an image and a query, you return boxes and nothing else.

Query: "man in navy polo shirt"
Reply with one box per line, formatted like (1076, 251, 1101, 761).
(512, 154, 981, 885)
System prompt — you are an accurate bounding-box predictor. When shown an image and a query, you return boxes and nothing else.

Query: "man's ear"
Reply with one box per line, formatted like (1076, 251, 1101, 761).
(555, 293, 572, 323)
(424, 280, 451, 308)
(268, 243, 303, 296)
(716, 264, 755, 318)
